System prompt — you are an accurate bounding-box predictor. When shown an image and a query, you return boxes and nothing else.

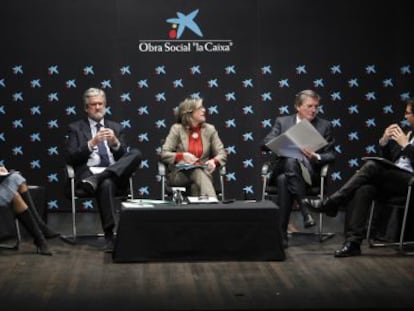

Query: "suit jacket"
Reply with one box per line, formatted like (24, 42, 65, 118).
(261, 114, 336, 173)
(379, 131, 414, 167)
(160, 122, 227, 175)
(64, 118, 129, 180)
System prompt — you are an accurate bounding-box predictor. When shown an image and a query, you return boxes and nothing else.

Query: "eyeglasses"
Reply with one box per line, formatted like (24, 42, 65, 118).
(404, 111, 413, 115)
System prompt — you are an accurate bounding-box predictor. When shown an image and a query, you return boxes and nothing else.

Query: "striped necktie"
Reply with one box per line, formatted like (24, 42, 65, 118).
(96, 123, 110, 167)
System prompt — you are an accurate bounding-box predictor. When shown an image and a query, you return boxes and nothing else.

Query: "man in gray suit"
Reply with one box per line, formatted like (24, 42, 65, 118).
(260, 90, 336, 248)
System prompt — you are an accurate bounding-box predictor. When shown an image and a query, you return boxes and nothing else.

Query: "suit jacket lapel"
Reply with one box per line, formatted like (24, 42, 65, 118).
(81, 118, 92, 141)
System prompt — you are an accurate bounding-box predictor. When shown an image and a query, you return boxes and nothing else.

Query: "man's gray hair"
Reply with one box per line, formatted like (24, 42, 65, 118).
(83, 87, 106, 108)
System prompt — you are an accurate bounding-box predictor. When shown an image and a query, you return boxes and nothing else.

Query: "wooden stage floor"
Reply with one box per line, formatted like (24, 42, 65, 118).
(1, 210, 413, 310)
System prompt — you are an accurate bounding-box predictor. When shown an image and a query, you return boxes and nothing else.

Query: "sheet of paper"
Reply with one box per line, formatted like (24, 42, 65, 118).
(265, 119, 328, 160)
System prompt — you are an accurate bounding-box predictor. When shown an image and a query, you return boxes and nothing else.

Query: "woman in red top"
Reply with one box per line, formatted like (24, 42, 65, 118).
(161, 98, 227, 198)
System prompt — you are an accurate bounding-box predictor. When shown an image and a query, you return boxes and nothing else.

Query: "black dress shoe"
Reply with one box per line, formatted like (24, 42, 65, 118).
(103, 235, 114, 253)
(334, 241, 361, 257)
(301, 198, 338, 217)
(301, 198, 325, 212)
(80, 174, 99, 194)
(282, 238, 288, 249)
(303, 214, 316, 228)
(282, 233, 288, 249)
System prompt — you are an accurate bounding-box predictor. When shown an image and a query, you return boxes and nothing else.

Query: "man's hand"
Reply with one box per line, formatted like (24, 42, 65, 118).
(92, 127, 119, 147)
(385, 124, 410, 147)
(302, 148, 318, 161)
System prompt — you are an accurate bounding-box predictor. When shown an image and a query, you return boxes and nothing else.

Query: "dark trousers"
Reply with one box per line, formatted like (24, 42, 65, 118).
(335, 160, 412, 244)
(273, 158, 317, 236)
(77, 148, 142, 233)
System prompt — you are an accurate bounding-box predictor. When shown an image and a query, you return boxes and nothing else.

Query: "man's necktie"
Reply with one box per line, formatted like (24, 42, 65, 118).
(96, 123, 110, 167)
(299, 159, 312, 186)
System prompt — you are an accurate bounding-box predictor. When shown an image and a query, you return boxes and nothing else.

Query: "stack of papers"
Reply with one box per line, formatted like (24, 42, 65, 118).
(123, 199, 170, 208)
(187, 196, 219, 204)
(175, 163, 208, 171)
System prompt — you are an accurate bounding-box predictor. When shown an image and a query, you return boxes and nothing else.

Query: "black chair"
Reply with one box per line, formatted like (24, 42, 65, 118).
(158, 161, 227, 202)
(60, 164, 135, 244)
(366, 175, 414, 255)
(260, 161, 334, 242)
(0, 208, 21, 250)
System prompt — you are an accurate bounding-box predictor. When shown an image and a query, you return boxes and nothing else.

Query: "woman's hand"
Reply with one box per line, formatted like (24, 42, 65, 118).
(205, 159, 217, 173)
(183, 152, 199, 164)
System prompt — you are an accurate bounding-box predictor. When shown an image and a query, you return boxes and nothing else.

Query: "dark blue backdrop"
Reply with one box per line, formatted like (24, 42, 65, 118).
(1, 0, 413, 211)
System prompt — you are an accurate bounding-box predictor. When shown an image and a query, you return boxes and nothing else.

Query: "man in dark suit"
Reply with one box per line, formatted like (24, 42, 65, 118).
(303, 98, 414, 257)
(64, 87, 142, 251)
(260, 90, 336, 248)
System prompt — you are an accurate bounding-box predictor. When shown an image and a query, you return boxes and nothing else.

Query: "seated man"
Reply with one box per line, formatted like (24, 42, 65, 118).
(260, 90, 336, 248)
(64, 87, 142, 252)
(303, 97, 414, 257)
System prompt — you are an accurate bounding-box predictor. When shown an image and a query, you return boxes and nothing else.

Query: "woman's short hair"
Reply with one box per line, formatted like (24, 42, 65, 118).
(176, 97, 203, 128)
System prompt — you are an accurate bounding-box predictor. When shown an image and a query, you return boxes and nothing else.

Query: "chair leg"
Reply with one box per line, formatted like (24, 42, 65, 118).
(0, 219, 20, 250)
(317, 213, 335, 242)
(367, 200, 414, 254)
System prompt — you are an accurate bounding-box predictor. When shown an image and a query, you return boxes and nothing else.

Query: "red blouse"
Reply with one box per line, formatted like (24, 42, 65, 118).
(175, 126, 203, 163)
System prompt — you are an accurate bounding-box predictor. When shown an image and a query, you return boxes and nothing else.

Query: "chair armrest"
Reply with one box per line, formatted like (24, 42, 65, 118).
(409, 176, 414, 186)
(65, 164, 75, 179)
(158, 161, 166, 176)
(261, 161, 272, 177)
(219, 165, 226, 176)
(320, 163, 329, 178)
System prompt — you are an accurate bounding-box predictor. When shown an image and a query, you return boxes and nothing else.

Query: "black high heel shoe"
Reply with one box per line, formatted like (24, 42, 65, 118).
(36, 242, 53, 256)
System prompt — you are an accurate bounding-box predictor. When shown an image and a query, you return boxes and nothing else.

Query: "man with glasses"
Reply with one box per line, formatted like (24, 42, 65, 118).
(303, 98, 414, 257)
(64, 87, 142, 252)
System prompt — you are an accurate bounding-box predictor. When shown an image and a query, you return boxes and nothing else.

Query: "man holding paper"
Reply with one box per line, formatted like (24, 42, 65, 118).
(261, 90, 336, 248)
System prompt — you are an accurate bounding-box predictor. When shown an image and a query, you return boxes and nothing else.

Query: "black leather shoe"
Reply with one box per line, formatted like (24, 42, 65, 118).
(282, 238, 288, 249)
(301, 198, 338, 217)
(80, 174, 99, 194)
(301, 198, 325, 212)
(303, 214, 316, 228)
(103, 235, 114, 253)
(334, 241, 361, 257)
(282, 233, 288, 249)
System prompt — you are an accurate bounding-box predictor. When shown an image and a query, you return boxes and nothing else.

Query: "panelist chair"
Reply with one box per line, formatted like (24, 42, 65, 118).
(158, 161, 227, 202)
(60, 164, 135, 244)
(261, 161, 334, 242)
(366, 175, 414, 255)
(0, 208, 21, 250)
